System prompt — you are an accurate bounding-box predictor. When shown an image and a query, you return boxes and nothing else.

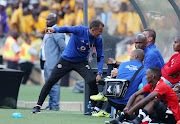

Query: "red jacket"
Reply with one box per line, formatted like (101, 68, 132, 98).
(161, 51, 180, 85)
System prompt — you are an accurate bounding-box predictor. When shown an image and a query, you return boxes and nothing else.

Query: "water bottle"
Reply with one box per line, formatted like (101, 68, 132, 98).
(12, 113, 22, 118)
(87, 101, 91, 112)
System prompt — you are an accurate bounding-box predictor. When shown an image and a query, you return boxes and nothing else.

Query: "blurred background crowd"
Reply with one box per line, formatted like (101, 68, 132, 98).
(0, 0, 179, 86)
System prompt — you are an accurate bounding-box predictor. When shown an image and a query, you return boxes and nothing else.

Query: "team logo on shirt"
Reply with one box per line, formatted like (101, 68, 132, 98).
(57, 64, 62, 68)
(80, 46, 86, 51)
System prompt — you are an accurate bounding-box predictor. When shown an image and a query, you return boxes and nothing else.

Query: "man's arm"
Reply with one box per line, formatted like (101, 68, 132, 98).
(106, 58, 121, 66)
(127, 92, 159, 115)
(96, 37, 104, 81)
(124, 89, 145, 113)
(162, 54, 180, 76)
(45, 25, 83, 35)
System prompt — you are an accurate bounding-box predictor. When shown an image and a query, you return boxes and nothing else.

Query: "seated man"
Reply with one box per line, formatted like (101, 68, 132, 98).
(161, 36, 180, 86)
(92, 49, 147, 117)
(106, 67, 180, 124)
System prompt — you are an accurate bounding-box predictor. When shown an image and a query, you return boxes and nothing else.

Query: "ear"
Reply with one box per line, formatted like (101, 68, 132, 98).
(135, 55, 138, 59)
(149, 37, 153, 41)
(152, 74, 155, 79)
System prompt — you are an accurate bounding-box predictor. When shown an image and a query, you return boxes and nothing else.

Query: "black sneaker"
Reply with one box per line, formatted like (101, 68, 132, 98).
(122, 117, 141, 124)
(84, 107, 99, 115)
(117, 114, 126, 122)
(104, 120, 121, 124)
(31, 106, 41, 113)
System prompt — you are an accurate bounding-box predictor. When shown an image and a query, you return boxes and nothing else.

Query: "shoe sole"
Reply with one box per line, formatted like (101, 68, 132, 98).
(104, 121, 122, 124)
(122, 122, 131, 124)
(105, 121, 110, 124)
(31, 111, 41, 114)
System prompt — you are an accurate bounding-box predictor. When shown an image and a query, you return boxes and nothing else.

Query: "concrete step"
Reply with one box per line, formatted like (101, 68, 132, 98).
(17, 101, 84, 111)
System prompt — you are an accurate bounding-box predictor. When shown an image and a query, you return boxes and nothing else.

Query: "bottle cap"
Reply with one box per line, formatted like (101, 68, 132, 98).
(12, 113, 22, 118)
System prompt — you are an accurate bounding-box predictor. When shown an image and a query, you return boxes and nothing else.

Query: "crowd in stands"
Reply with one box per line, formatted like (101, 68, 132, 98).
(0, 0, 142, 43)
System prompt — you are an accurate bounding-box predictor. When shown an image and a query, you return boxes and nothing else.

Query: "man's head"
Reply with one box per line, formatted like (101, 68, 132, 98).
(63, 4, 71, 14)
(89, 19, 104, 38)
(130, 49, 145, 62)
(11, 30, 19, 40)
(173, 36, 180, 52)
(143, 28, 156, 46)
(146, 67, 161, 86)
(135, 34, 147, 50)
(46, 13, 57, 27)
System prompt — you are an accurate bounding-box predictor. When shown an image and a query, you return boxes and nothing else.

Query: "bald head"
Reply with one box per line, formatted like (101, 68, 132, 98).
(175, 36, 180, 41)
(130, 49, 145, 62)
(135, 34, 147, 50)
(46, 13, 57, 27)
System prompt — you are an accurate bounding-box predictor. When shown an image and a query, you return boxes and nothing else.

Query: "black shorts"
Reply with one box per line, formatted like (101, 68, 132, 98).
(150, 100, 177, 124)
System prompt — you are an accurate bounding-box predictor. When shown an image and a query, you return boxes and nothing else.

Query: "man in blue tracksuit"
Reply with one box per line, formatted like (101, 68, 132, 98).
(92, 49, 147, 118)
(32, 19, 105, 113)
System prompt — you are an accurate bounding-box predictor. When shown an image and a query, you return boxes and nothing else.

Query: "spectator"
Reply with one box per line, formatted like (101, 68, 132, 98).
(0, 0, 7, 37)
(63, 4, 75, 26)
(36, 4, 50, 33)
(31, 19, 105, 113)
(19, 36, 37, 84)
(126, 3, 143, 36)
(74, 0, 83, 25)
(111, 67, 180, 124)
(3, 30, 19, 69)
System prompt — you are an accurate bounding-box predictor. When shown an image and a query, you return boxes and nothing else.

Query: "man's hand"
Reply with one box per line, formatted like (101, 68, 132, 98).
(111, 68, 118, 78)
(173, 84, 180, 94)
(44, 27, 55, 34)
(106, 58, 116, 65)
(96, 74, 102, 84)
(123, 107, 129, 114)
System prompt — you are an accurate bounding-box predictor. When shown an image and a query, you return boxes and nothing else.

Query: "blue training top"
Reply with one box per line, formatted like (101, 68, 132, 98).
(144, 46, 164, 69)
(147, 43, 164, 68)
(109, 60, 147, 104)
(54, 25, 104, 74)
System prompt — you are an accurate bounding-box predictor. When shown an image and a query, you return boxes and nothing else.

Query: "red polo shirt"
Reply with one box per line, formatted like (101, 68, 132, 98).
(143, 79, 180, 121)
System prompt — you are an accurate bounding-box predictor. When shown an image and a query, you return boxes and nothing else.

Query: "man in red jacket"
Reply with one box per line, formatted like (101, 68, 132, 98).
(161, 36, 180, 86)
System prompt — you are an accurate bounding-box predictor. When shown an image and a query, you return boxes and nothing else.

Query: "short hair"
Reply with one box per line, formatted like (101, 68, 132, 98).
(89, 19, 104, 29)
(144, 28, 156, 42)
(148, 67, 161, 77)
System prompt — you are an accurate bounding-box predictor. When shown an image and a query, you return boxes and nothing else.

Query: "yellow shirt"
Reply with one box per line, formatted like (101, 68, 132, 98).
(117, 12, 128, 35)
(126, 12, 142, 36)
(10, 7, 23, 32)
(57, 18, 64, 27)
(37, 10, 51, 33)
(75, 9, 83, 26)
(61, 0, 75, 11)
(88, 8, 95, 22)
(64, 13, 75, 26)
(20, 14, 34, 34)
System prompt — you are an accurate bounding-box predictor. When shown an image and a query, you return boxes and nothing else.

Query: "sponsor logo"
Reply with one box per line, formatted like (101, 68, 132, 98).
(125, 65, 138, 70)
